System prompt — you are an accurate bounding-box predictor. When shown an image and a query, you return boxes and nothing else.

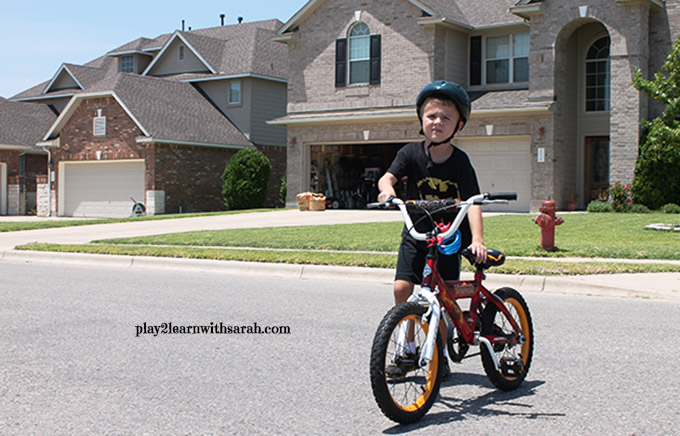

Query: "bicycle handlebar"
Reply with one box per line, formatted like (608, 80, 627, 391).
(367, 192, 517, 241)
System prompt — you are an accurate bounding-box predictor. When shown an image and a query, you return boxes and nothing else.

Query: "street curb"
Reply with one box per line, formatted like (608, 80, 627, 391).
(3, 249, 678, 301)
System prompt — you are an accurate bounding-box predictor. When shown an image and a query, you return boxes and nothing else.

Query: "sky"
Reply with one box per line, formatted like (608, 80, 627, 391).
(0, 0, 306, 98)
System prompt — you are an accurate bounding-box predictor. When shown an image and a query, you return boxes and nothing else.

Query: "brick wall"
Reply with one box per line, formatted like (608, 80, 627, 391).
(151, 143, 238, 213)
(256, 144, 287, 208)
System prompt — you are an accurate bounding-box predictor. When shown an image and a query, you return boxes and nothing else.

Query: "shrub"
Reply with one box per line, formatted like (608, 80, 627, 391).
(661, 203, 680, 214)
(587, 201, 613, 213)
(221, 148, 272, 210)
(630, 204, 651, 214)
(609, 181, 632, 212)
(632, 36, 680, 209)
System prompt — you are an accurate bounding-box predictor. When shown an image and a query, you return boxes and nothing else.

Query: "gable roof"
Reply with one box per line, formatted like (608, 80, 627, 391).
(277, 0, 522, 36)
(143, 20, 287, 80)
(0, 97, 56, 149)
(12, 19, 286, 102)
(43, 73, 252, 149)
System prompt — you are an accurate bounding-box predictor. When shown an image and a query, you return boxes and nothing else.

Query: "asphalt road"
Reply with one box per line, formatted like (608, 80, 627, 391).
(1, 260, 678, 435)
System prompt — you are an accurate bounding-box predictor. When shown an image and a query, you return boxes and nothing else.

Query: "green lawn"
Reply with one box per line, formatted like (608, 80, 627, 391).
(93, 212, 680, 260)
(0, 209, 276, 232)
(16, 212, 680, 275)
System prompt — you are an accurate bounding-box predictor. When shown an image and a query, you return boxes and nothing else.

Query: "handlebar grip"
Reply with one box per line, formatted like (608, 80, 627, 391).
(486, 192, 517, 201)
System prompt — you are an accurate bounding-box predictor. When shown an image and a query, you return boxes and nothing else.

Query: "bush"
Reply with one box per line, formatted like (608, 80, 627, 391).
(630, 204, 651, 214)
(221, 148, 272, 210)
(661, 203, 680, 214)
(609, 181, 632, 212)
(587, 201, 613, 213)
(632, 36, 680, 209)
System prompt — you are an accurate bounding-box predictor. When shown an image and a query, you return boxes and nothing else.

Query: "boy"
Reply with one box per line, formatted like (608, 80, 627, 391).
(377, 81, 487, 379)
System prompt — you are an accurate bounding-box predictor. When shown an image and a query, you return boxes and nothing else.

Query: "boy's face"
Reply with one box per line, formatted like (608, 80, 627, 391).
(421, 98, 463, 144)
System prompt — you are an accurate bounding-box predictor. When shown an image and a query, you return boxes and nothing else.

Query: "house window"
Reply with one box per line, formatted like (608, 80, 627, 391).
(335, 23, 380, 87)
(585, 36, 610, 112)
(179, 45, 185, 61)
(121, 55, 134, 73)
(349, 23, 370, 84)
(229, 81, 241, 104)
(485, 33, 529, 84)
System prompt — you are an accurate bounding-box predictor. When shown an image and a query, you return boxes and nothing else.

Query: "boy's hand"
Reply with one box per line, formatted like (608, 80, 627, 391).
(377, 191, 396, 202)
(468, 241, 487, 264)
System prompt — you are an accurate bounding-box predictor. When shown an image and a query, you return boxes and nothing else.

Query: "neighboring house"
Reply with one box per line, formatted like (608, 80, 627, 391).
(272, 0, 675, 212)
(10, 19, 287, 217)
(0, 98, 54, 215)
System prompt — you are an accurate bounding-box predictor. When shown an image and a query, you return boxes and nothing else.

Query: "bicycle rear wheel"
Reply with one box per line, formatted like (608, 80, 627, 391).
(480, 287, 534, 391)
(369, 302, 443, 424)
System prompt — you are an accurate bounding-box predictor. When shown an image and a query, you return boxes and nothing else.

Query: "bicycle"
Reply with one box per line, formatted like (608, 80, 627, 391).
(368, 193, 534, 424)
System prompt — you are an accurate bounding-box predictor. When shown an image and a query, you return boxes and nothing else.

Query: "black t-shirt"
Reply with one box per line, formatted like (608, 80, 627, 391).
(387, 141, 481, 246)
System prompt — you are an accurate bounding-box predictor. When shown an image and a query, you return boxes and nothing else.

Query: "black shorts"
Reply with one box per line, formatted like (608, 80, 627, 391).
(395, 236, 461, 284)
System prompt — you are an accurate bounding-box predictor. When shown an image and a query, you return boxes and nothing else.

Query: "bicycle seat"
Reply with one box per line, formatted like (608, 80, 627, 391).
(460, 248, 505, 269)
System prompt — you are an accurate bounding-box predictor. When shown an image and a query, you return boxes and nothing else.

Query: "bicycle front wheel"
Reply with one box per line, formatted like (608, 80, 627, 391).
(369, 302, 443, 424)
(480, 287, 534, 391)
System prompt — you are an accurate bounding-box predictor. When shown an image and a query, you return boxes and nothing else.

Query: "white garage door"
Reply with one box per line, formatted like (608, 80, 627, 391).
(60, 160, 145, 217)
(456, 137, 530, 212)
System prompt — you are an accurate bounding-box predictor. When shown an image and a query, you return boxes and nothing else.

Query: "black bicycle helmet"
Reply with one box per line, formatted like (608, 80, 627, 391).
(416, 80, 471, 126)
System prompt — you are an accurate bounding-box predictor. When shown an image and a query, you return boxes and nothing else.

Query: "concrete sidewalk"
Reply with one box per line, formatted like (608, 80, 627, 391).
(1, 209, 679, 302)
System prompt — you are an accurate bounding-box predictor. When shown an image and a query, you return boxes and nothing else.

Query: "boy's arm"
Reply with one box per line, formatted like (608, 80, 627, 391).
(377, 172, 398, 202)
(467, 205, 487, 263)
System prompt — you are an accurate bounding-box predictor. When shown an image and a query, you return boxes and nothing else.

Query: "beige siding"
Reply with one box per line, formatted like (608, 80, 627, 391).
(148, 38, 210, 76)
(250, 78, 287, 146)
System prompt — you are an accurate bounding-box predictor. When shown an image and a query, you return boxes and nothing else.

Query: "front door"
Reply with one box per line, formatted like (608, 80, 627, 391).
(584, 136, 610, 204)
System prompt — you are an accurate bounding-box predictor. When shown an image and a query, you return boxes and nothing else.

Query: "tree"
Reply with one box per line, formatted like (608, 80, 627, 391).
(221, 148, 271, 210)
(631, 37, 680, 209)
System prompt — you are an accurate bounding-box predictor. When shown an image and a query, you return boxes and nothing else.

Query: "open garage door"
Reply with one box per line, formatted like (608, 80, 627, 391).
(456, 138, 531, 212)
(59, 160, 145, 217)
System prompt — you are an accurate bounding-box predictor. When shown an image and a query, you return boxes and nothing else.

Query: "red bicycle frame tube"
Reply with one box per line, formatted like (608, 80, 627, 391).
(424, 255, 523, 347)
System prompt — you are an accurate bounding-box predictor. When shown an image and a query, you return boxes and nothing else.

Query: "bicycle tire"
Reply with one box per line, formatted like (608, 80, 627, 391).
(369, 302, 443, 424)
(480, 287, 534, 391)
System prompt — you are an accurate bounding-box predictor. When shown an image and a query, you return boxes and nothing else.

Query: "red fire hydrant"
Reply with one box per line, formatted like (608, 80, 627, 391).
(533, 200, 564, 251)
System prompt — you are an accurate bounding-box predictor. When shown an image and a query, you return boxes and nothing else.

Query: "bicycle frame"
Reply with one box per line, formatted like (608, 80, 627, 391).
(390, 194, 524, 370)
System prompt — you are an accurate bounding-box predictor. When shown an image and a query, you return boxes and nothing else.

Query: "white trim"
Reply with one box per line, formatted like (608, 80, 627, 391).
(42, 91, 150, 140)
(183, 73, 287, 84)
(43, 64, 84, 94)
(0, 162, 6, 215)
(417, 17, 474, 31)
(107, 50, 154, 57)
(13, 93, 76, 102)
(135, 137, 250, 150)
(268, 106, 552, 126)
(509, 3, 544, 19)
(141, 32, 217, 76)
(0, 144, 47, 153)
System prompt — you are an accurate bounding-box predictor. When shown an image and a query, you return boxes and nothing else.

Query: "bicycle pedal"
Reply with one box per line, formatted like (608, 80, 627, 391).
(500, 358, 523, 377)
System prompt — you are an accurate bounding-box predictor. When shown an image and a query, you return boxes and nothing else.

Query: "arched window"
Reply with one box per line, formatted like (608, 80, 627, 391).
(349, 22, 370, 84)
(585, 36, 610, 112)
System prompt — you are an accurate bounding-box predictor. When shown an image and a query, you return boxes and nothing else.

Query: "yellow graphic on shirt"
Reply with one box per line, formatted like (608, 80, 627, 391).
(416, 177, 460, 200)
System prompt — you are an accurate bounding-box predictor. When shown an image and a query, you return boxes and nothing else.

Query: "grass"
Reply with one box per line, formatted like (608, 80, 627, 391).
(13, 211, 680, 275)
(0, 209, 277, 232)
(93, 212, 680, 260)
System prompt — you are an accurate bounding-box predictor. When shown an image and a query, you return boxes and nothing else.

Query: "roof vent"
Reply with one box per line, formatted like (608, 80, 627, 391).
(238, 17, 243, 24)
(220, 14, 225, 26)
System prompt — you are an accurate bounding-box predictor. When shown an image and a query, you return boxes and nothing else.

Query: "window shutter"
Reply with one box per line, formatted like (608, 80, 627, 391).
(335, 38, 347, 87)
(370, 34, 381, 84)
(470, 36, 482, 86)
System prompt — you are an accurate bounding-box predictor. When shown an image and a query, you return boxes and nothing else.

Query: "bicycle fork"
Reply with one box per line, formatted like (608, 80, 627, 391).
(406, 287, 441, 368)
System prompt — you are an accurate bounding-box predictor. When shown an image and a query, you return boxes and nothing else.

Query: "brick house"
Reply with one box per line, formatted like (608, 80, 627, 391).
(272, 0, 675, 212)
(0, 98, 54, 215)
(10, 19, 287, 217)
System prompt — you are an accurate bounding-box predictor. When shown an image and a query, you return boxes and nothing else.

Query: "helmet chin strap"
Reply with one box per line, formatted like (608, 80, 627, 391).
(425, 124, 461, 167)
